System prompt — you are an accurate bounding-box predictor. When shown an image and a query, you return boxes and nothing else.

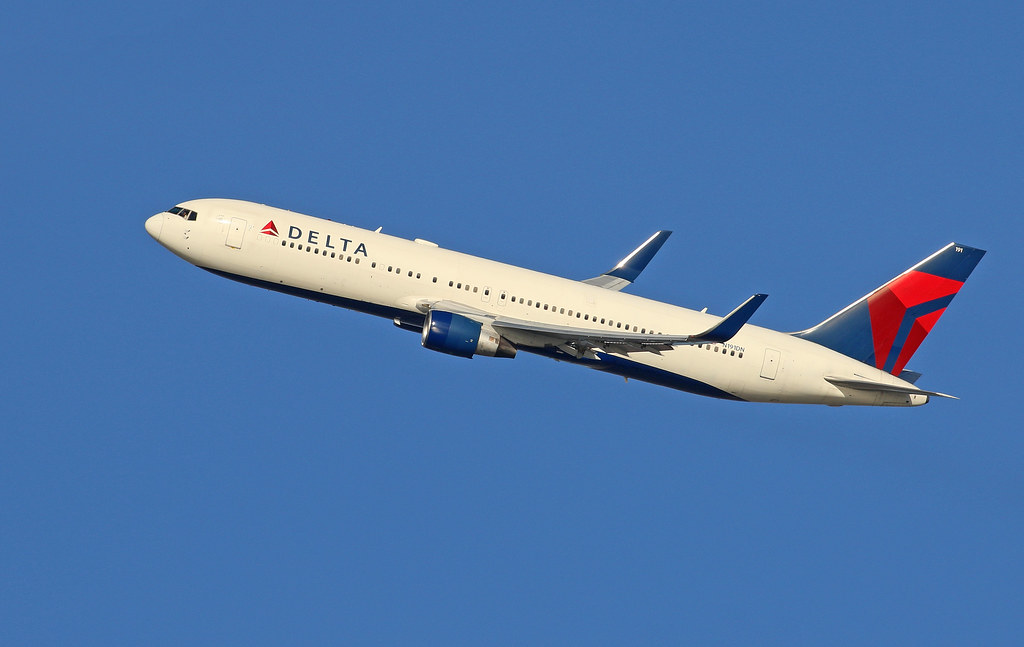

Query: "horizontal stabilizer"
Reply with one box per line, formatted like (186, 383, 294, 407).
(899, 370, 923, 384)
(825, 376, 957, 400)
(583, 231, 672, 291)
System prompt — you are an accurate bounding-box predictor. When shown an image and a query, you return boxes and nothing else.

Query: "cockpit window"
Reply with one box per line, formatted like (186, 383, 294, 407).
(166, 206, 198, 221)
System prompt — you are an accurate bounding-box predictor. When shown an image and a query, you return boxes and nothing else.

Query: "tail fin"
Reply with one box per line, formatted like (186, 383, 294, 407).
(793, 242, 985, 375)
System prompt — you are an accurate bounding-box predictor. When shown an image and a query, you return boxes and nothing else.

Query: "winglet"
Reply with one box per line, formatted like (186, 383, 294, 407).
(583, 231, 672, 291)
(690, 294, 768, 344)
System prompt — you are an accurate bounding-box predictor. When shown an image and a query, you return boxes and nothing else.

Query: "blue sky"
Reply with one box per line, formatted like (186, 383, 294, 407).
(2, 2, 1021, 644)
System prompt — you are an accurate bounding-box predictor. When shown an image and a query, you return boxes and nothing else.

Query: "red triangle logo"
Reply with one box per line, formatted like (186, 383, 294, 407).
(260, 220, 279, 236)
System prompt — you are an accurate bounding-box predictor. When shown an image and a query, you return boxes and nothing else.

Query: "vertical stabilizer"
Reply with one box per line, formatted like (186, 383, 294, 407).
(793, 243, 985, 374)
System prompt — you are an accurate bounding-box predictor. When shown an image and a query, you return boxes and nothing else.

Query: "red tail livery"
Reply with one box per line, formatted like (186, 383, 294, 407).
(795, 243, 985, 375)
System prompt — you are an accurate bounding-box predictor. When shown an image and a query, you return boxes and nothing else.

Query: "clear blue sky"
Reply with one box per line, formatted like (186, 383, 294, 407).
(2, 2, 1021, 644)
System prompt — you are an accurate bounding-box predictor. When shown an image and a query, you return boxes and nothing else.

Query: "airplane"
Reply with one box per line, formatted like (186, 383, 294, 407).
(145, 199, 985, 406)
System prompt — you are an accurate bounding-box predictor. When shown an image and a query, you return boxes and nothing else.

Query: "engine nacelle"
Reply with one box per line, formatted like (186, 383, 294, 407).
(421, 310, 516, 359)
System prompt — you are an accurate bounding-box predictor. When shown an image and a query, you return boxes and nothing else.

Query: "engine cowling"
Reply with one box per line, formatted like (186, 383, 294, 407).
(421, 310, 516, 359)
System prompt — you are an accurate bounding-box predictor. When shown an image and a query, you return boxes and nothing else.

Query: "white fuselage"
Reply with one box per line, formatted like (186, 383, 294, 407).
(146, 199, 928, 406)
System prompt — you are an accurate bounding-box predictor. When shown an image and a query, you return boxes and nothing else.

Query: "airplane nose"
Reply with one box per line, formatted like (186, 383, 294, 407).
(145, 214, 163, 241)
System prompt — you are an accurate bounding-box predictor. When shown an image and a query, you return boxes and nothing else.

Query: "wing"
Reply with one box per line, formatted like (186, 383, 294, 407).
(582, 231, 672, 291)
(426, 294, 767, 358)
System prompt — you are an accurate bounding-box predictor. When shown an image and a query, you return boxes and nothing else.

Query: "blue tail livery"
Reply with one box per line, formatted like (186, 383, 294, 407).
(794, 243, 986, 375)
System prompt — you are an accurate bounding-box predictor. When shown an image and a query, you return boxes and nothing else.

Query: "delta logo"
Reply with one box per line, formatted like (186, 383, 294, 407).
(262, 220, 370, 256)
(868, 270, 963, 375)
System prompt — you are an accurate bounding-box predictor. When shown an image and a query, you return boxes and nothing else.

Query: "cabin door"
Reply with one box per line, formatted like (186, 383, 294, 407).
(760, 348, 781, 380)
(226, 218, 247, 249)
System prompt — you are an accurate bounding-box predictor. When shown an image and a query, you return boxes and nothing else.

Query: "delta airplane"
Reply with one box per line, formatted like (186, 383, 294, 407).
(146, 199, 984, 406)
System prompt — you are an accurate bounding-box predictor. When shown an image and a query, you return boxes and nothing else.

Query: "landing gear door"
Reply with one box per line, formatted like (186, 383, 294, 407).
(226, 218, 247, 249)
(760, 348, 780, 380)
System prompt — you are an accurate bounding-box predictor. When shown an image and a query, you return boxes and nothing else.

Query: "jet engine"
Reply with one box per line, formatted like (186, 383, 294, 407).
(421, 310, 517, 359)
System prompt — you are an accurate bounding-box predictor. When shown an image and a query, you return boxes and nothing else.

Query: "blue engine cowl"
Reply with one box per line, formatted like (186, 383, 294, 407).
(421, 311, 516, 359)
